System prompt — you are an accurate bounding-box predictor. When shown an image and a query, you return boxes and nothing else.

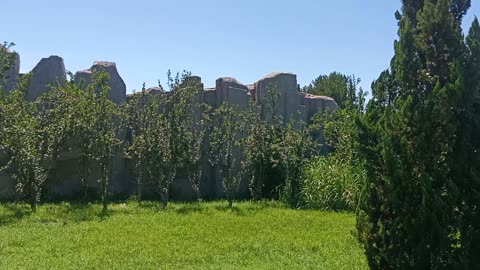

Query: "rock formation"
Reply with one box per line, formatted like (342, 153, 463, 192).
(215, 77, 250, 109)
(75, 61, 126, 104)
(27, 56, 66, 101)
(1, 48, 20, 93)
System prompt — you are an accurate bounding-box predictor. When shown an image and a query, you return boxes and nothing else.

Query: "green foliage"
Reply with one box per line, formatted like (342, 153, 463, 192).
(279, 120, 312, 208)
(125, 71, 209, 206)
(125, 84, 165, 201)
(301, 155, 364, 211)
(80, 71, 123, 213)
(0, 202, 368, 269)
(457, 17, 480, 268)
(209, 103, 245, 207)
(174, 75, 210, 202)
(303, 72, 366, 111)
(356, 1, 478, 268)
(241, 86, 284, 201)
(0, 73, 75, 212)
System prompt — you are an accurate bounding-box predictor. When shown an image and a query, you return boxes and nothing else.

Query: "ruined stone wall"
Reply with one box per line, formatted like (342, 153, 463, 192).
(0, 54, 338, 201)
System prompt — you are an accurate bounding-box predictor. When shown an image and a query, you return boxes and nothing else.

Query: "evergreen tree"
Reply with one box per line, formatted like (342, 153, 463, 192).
(357, 0, 473, 268)
(456, 17, 480, 268)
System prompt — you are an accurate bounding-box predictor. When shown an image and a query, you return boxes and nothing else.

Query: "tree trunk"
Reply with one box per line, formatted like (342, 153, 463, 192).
(137, 175, 143, 201)
(161, 194, 168, 209)
(195, 188, 202, 202)
(29, 184, 37, 212)
(101, 177, 108, 214)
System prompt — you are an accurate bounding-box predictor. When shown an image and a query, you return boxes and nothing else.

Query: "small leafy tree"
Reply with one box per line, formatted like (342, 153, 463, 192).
(78, 71, 122, 213)
(153, 71, 200, 207)
(241, 102, 269, 201)
(279, 120, 312, 208)
(209, 103, 245, 207)
(1, 73, 74, 212)
(91, 72, 122, 213)
(243, 86, 285, 200)
(147, 95, 172, 208)
(125, 84, 160, 201)
(178, 78, 210, 202)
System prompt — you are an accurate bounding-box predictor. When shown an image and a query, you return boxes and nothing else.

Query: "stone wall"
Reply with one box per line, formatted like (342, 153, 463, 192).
(0, 54, 338, 201)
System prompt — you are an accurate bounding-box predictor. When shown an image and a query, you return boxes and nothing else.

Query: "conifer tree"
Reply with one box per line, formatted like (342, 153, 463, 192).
(356, 0, 473, 268)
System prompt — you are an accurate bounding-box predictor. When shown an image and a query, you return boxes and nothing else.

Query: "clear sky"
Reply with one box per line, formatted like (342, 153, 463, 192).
(1, 0, 479, 94)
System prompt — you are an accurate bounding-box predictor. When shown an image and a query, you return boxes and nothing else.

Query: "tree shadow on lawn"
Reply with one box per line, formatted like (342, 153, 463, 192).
(174, 200, 284, 216)
(0, 202, 111, 227)
(175, 203, 207, 215)
(0, 203, 32, 226)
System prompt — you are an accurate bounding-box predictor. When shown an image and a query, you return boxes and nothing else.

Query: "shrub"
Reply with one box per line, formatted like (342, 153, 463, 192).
(300, 155, 364, 211)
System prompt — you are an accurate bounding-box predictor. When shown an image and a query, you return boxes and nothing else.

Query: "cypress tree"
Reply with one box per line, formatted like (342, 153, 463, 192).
(456, 17, 480, 268)
(357, 0, 473, 268)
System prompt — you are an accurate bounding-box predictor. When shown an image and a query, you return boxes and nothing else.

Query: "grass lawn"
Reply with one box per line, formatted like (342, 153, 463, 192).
(0, 201, 368, 269)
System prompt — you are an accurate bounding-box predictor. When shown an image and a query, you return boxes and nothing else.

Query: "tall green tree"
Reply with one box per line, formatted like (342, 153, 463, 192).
(86, 71, 123, 213)
(209, 103, 245, 207)
(178, 78, 209, 202)
(456, 17, 480, 268)
(357, 0, 472, 268)
(125, 85, 160, 201)
(0, 73, 75, 211)
(242, 86, 284, 201)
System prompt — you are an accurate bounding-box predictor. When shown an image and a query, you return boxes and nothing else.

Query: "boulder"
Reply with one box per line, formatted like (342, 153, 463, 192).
(75, 61, 126, 104)
(27, 56, 66, 101)
(302, 93, 339, 120)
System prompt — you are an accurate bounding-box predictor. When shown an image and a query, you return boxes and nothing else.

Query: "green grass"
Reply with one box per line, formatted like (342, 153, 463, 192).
(0, 201, 368, 269)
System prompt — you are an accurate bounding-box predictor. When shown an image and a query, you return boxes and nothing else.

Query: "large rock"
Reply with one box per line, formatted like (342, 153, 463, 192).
(1, 47, 20, 93)
(215, 77, 249, 110)
(27, 56, 66, 101)
(75, 61, 126, 104)
(301, 93, 339, 120)
(254, 72, 300, 123)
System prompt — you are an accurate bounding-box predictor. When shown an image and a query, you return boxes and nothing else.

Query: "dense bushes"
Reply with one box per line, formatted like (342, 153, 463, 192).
(300, 155, 364, 211)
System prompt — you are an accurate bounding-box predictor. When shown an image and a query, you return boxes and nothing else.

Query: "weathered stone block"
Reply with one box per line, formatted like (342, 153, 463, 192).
(75, 61, 126, 104)
(27, 56, 66, 101)
(1, 49, 20, 93)
(254, 72, 300, 123)
(215, 77, 249, 109)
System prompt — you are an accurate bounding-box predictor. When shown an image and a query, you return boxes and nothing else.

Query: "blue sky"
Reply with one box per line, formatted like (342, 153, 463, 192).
(1, 0, 479, 93)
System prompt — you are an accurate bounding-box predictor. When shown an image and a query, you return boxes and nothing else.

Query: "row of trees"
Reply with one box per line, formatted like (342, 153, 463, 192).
(0, 48, 330, 212)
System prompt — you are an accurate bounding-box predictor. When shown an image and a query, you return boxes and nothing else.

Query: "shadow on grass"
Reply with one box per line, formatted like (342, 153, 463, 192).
(0, 200, 287, 226)
(65, 202, 112, 222)
(213, 205, 248, 216)
(0, 202, 112, 226)
(137, 201, 167, 212)
(0, 203, 32, 226)
(175, 203, 207, 215)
